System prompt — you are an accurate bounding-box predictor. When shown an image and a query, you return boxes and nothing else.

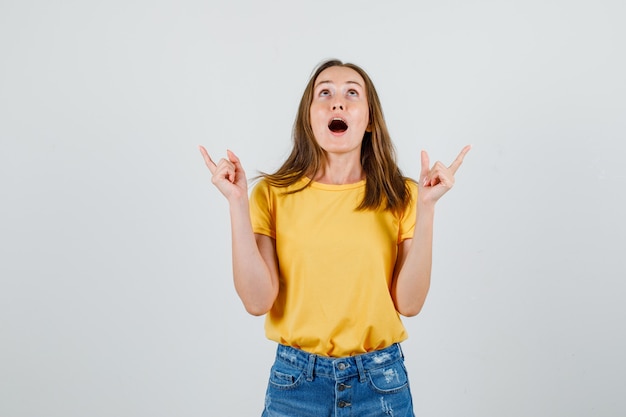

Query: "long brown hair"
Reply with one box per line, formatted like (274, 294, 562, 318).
(261, 59, 414, 213)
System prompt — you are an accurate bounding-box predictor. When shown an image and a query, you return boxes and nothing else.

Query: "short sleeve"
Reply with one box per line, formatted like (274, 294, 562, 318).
(398, 180, 418, 242)
(249, 179, 275, 238)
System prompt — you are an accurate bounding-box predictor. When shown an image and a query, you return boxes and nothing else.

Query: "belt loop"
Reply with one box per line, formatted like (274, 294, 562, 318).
(355, 355, 367, 383)
(397, 343, 404, 358)
(306, 354, 316, 382)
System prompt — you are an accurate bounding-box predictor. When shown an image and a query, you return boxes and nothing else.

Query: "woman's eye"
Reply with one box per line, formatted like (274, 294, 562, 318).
(347, 89, 358, 96)
(319, 89, 330, 97)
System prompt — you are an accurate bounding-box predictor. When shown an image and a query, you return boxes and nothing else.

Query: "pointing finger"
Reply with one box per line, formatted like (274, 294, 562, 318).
(199, 145, 217, 174)
(448, 144, 472, 174)
(420, 150, 430, 185)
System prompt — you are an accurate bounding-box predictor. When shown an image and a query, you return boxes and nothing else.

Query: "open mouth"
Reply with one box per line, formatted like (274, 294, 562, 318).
(328, 118, 348, 133)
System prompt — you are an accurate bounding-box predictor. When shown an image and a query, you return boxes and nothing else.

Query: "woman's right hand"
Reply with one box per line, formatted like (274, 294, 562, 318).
(199, 146, 248, 201)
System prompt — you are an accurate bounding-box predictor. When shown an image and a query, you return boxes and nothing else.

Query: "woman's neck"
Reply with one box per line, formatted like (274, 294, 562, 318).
(313, 153, 364, 185)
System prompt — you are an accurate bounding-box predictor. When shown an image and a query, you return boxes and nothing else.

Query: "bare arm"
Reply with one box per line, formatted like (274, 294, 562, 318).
(391, 145, 471, 317)
(199, 146, 279, 315)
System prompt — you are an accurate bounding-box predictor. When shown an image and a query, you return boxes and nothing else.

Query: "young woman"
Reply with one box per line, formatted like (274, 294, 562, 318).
(200, 59, 470, 416)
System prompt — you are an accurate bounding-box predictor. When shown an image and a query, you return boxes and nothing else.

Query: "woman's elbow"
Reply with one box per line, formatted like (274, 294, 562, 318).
(243, 302, 271, 316)
(236, 282, 278, 316)
(398, 304, 424, 317)
(395, 297, 426, 317)
(241, 295, 276, 316)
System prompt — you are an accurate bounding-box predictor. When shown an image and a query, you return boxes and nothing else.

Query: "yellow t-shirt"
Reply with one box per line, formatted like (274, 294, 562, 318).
(249, 177, 417, 357)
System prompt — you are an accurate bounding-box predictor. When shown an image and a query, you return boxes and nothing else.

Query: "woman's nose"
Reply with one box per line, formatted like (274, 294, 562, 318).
(332, 102, 344, 111)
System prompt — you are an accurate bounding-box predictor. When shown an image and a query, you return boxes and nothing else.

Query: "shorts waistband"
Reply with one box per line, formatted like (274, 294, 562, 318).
(274, 343, 404, 382)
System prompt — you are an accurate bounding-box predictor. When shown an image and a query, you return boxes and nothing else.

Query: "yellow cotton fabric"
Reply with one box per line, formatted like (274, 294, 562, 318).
(249, 177, 417, 357)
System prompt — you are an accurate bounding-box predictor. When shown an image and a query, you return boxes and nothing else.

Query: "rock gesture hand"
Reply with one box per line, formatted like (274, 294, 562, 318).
(419, 145, 471, 205)
(198, 146, 248, 201)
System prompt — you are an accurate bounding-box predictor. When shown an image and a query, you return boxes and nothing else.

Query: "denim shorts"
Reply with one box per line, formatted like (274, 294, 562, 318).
(261, 343, 415, 417)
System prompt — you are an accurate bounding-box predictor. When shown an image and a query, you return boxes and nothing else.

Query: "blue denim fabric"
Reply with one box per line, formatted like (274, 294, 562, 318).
(262, 343, 415, 417)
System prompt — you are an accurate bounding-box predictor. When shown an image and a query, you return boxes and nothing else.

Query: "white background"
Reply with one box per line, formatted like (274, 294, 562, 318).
(1, 0, 625, 416)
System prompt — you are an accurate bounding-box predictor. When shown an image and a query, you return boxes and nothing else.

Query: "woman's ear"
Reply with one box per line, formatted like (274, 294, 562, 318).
(366, 113, 374, 132)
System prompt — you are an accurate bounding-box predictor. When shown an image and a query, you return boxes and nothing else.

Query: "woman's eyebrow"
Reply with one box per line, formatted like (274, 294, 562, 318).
(314, 80, 332, 89)
(314, 80, 363, 89)
(345, 80, 363, 88)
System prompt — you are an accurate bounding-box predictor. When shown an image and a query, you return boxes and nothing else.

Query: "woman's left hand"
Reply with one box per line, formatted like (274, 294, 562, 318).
(419, 145, 471, 205)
